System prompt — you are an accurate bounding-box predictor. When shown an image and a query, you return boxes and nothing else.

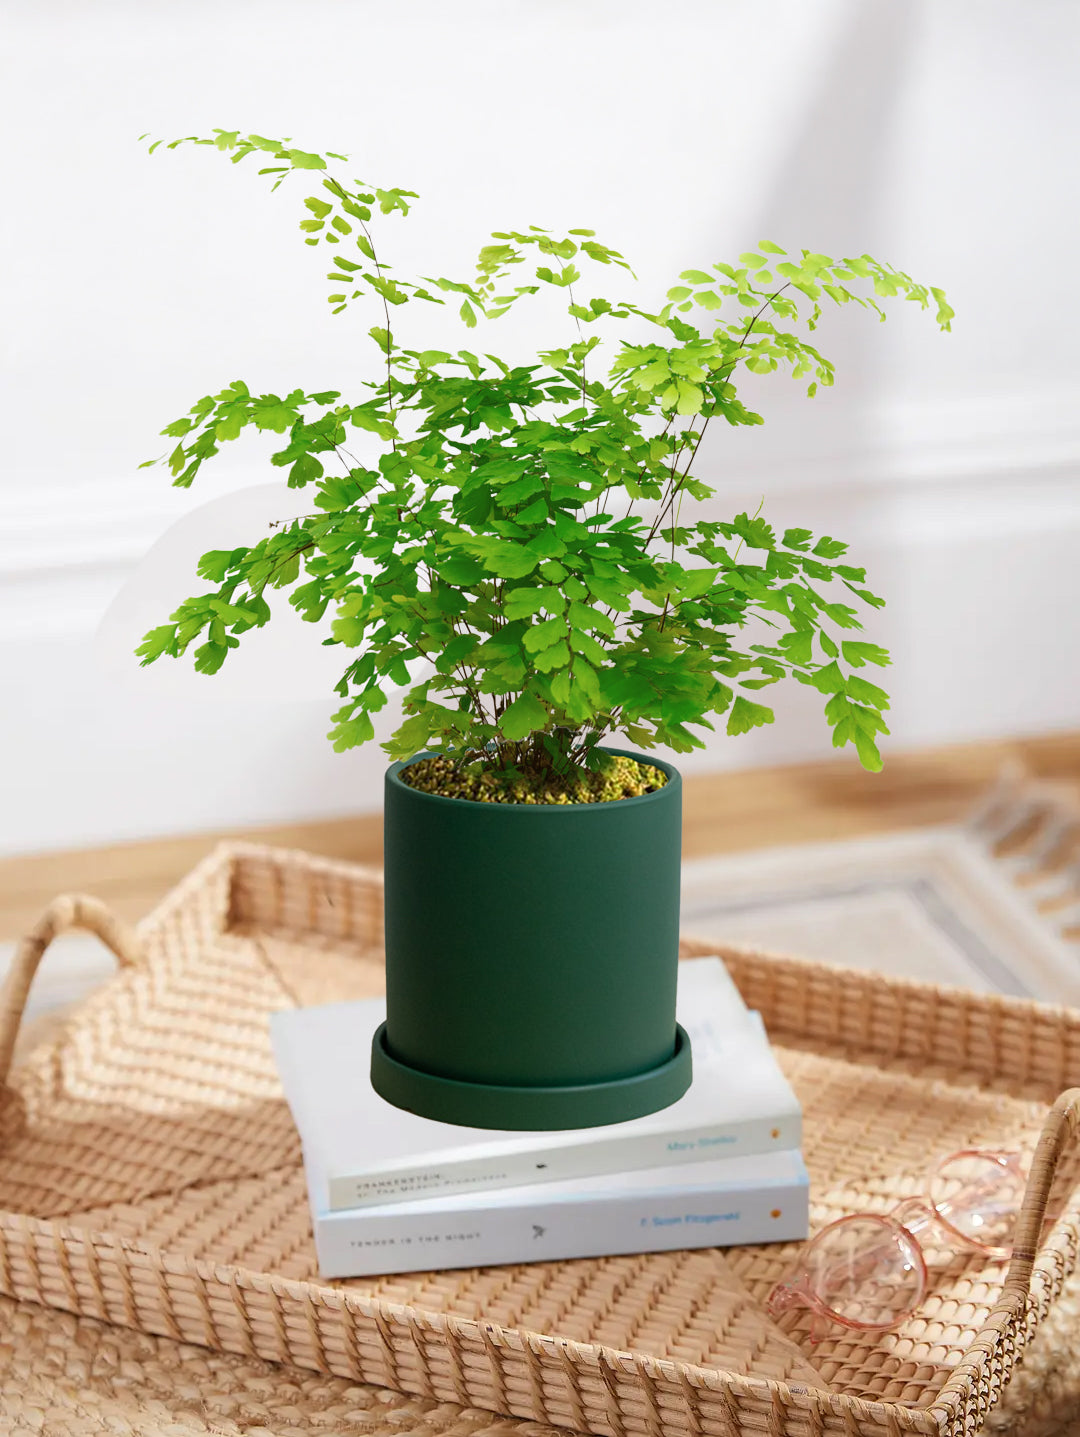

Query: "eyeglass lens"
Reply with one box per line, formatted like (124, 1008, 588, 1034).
(928, 1152, 1027, 1255)
(805, 1215, 925, 1329)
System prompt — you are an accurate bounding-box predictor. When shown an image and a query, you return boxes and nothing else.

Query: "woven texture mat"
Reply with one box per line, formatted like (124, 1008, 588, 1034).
(2, 840, 1080, 1435)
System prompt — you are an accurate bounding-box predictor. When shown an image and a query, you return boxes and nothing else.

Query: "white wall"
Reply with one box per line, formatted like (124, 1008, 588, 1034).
(1, 0, 1079, 855)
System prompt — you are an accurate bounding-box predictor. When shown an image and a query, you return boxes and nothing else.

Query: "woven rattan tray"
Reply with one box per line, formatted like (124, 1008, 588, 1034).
(2, 842, 1079, 1437)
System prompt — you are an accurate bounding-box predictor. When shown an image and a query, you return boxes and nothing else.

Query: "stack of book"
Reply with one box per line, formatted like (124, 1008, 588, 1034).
(271, 958, 808, 1278)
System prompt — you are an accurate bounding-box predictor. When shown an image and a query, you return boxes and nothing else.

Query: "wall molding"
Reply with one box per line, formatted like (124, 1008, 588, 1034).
(693, 385, 1080, 494)
(2, 388, 1078, 643)
(1, 475, 257, 578)
(0, 472, 273, 642)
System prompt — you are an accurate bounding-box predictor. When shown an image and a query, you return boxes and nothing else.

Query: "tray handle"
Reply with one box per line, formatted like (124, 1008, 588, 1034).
(1002, 1086, 1080, 1304)
(0, 894, 142, 1086)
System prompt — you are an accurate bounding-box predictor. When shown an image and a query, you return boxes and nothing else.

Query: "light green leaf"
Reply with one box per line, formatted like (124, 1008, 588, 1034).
(284, 148, 326, 170)
(516, 497, 549, 524)
(331, 614, 366, 646)
(675, 381, 703, 415)
(209, 598, 257, 624)
(575, 660, 601, 704)
(523, 615, 569, 653)
(196, 550, 240, 583)
(496, 475, 545, 506)
(842, 641, 891, 669)
(482, 544, 539, 580)
(288, 453, 324, 487)
(853, 730, 883, 771)
(726, 696, 774, 735)
(533, 640, 570, 672)
(215, 410, 246, 441)
(568, 600, 613, 634)
(778, 631, 813, 665)
(678, 567, 719, 599)
(328, 709, 375, 752)
(808, 660, 845, 694)
(550, 669, 572, 706)
(500, 691, 548, 740)
(845, 674, 890, 709)
(569, 628, 606, 665)
(503, 587, 551, 620)
(194, 640, 232, 675)
(136, 625, 177, 665)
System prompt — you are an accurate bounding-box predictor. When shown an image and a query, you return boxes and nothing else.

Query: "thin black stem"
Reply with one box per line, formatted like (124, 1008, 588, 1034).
(644, 281, 795, 548)
(327, 175, 399, 453)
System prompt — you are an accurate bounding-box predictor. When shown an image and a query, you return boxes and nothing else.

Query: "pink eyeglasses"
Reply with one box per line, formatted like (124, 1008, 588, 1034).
(766, 1149, 1030, 1336)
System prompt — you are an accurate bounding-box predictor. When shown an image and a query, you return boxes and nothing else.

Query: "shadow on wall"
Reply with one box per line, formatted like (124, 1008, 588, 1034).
(711, 0, 918, 481)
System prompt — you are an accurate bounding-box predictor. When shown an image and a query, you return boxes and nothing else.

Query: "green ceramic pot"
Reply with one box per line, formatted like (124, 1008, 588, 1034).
(370, 746, 691, 1130)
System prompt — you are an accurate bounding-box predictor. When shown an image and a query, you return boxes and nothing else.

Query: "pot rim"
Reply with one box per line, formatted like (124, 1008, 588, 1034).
(386, 743, 681, 812)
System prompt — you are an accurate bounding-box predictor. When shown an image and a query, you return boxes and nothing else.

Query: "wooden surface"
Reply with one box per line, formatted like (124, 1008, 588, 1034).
(2, 730, 1079, 943)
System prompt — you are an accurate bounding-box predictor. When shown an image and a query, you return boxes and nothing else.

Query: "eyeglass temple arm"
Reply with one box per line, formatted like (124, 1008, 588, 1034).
(1002, 1086, 1080, 1305)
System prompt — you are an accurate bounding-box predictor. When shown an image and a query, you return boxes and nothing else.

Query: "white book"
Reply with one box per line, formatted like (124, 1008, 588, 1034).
(271, 957, 802, 1211)
(308, 1146, 809, 1278)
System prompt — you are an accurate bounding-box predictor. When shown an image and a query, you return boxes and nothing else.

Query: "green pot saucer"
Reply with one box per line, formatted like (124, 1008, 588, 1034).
(369, 1021, 693, 1131)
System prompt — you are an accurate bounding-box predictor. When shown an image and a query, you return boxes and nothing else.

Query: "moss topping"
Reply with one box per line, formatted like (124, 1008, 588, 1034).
(400, 753, 669, 805)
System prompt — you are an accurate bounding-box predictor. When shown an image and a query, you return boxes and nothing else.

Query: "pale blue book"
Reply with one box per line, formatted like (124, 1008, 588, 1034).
(271, 957, 802, 1214)
(307, 1144, 810, 1278)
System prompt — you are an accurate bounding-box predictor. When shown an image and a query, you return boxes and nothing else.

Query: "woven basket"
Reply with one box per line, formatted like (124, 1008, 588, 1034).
(1, 842, 1079, 1437)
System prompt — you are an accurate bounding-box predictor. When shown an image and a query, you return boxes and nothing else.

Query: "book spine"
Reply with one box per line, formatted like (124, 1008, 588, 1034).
(327, 1113, 802, 1211)
(315, 1171, 809, 1279)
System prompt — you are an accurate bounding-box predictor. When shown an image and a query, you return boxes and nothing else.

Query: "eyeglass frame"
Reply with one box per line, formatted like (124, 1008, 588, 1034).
(766, 1149, 1029, 1335)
